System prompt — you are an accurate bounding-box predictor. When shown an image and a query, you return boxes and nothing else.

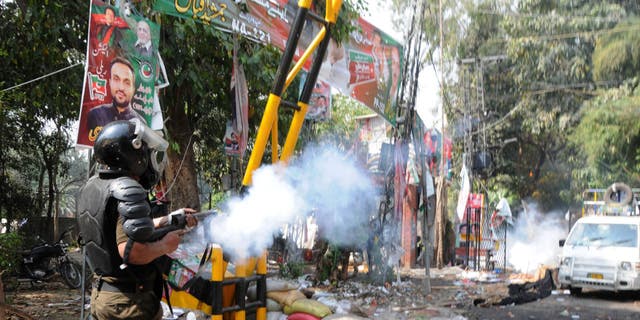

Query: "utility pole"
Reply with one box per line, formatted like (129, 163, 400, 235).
(459, 55, 505, 270)
(438, 0, 445, 178)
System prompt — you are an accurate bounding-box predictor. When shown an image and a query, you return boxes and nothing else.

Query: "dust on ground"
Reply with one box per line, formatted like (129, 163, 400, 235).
(3, 276, 86, 320)
(2, 267, 471, 320)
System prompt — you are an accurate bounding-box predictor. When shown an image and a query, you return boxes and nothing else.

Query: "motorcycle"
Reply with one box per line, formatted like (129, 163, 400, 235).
(14, 229, 83, 289)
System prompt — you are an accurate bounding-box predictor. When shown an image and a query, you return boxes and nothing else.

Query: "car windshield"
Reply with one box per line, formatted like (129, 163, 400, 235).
(566, 222, 638, 247)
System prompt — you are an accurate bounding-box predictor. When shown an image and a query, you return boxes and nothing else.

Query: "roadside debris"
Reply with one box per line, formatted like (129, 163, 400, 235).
(455, 265, 557, 308)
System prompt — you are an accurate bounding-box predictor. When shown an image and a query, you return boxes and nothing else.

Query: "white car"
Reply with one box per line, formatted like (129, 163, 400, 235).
(558, 215, 640, 295)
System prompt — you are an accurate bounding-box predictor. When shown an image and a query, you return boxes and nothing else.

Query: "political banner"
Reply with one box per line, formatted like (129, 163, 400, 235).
(76, 1, 160, 148)
(153, 0, 403, 124)
(298, 73, 331, 122)
(424, 128, 452, 176)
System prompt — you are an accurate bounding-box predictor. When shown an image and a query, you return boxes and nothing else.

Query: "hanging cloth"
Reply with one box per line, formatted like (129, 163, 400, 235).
(224, 34, 250, 157)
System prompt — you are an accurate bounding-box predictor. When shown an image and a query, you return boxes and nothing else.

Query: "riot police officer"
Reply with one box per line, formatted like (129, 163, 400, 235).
(77, 119, 196, 320)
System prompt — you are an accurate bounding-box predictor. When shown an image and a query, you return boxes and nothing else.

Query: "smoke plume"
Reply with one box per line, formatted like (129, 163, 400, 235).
(507, 202, 567, 273)
(202, 145, 378, 260)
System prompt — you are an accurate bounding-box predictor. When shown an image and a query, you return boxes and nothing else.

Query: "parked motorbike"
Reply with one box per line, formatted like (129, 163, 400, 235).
(16, 229, 83, 289)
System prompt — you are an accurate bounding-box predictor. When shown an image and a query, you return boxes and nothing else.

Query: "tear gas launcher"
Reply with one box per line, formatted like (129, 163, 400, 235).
(151, 209, 216, 241)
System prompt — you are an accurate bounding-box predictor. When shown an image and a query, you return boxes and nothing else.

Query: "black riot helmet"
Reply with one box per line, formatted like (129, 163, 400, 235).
(93, 119, 168, 189)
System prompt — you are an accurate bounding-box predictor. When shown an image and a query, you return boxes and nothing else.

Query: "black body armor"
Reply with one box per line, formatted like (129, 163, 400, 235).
(77, 175, 153, 276)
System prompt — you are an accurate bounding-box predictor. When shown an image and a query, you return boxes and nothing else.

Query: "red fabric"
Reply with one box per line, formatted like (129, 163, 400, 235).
(287, 313, 321, 320)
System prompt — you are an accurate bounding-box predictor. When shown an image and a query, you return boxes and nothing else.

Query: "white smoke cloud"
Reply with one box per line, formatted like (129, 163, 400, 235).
(201, 145, 378, 260)
(506, 202, 568, 273)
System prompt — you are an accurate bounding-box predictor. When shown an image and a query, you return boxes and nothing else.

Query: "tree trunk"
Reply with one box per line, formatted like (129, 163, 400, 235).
(164, 111, 200, 211)
(401, 184, 418, 268)
(37, 166, 45, 215)
(434, 176, 447, 268)
(48, 166, 56, 241)
(54, 181, 62, 241)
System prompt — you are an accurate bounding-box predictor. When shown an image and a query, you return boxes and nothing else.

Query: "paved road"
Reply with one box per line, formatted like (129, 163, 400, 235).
(462, 289, 640, 320)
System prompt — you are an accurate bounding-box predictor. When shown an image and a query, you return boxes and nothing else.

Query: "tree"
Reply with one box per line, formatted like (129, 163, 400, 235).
(592, 18, 640, 84)
(0, 1, 86, 237)
(431, 1, 634, 211)
(566, 15, 640, 190)
(569, 80, 640, 188)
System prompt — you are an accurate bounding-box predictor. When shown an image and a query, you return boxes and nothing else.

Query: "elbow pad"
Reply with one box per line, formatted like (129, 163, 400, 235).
(110, 177, 154, 241)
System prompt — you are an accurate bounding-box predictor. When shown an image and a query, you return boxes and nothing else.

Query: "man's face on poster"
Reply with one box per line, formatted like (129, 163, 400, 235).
(316, 96, 327, 107)
(105, 8, 115, 26)
(136, 21, 151, 45)
(110, 62, 135, 108)
(373, 33, 381, 49)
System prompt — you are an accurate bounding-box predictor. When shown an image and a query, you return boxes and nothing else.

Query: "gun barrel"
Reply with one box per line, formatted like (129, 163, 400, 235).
(193, 210, 217, 219)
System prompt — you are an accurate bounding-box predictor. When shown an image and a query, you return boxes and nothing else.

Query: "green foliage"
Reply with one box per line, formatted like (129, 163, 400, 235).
(207, 191, 230, 210)
(0, 1, 87, 224)
(441, 0, 640, 209)
(278, 260, 305, 279)
(592, 18, 640, 83)
(568, 78, 640, 188)
(316, 245, 342, 282)
(0, 232, 23, 274)
(313, 94, 373, 150)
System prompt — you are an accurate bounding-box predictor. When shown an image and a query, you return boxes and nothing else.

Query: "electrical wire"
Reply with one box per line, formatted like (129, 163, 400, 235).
(163, 132, 196, 198)
(471, 9, 624, 22)
(0, 62, 83, 93)
(487, 22, 640, 44)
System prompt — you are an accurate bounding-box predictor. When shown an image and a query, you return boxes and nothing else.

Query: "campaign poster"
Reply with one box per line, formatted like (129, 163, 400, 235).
(154, 0, 403, 124)
(298, 74, 331, 122)
(76, 1, 160, 148)
(424, 128, 453, 176)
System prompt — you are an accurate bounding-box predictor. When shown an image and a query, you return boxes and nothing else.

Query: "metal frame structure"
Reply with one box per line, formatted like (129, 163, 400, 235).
(175, 1, 345, 319)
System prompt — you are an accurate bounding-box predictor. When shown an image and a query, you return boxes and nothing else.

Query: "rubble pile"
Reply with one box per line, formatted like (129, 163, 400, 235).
(250, 274, 471, 320)
(454, 266, 558, 308)
(172, 267, 473, 319)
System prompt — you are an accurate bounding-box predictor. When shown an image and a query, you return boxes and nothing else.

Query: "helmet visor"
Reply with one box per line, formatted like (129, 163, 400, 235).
(129, 118, 168, 173)
(151, 149, 167, 174)
(130, 118, 169, 151)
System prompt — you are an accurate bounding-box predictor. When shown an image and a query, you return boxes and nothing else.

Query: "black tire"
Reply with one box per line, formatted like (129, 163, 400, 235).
(569, 286, 582, 295)
(59, 261, 82, 289)
(604, 182, 633, 206)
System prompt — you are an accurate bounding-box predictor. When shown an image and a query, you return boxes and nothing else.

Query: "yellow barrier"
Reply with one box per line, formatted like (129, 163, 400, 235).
(163, 247, 267, 320)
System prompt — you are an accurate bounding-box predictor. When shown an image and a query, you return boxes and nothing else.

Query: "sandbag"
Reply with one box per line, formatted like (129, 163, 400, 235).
(248, 278, 299, 300)
(283, 299, 332, 318)
(316, 296, 352, 314)
(267, 289, 306, 306)
(266, 298, 282, 312)
(287, 312, 321, 320)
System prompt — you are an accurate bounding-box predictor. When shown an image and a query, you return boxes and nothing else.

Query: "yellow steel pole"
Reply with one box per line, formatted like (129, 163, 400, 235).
(281, 101, 309, 162)
(284, 27, 327, 90)
(211, 245, 224, 320)
(234, 262, 247, 320)
(256, 251, 267, 320)
(298, 0, 312, 9)
(271, 117, 279, 164)
(242, 94, 281, 186)
(327, 0, 343, 23)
